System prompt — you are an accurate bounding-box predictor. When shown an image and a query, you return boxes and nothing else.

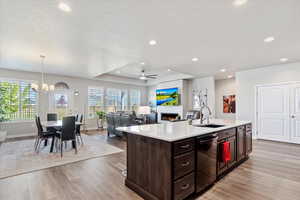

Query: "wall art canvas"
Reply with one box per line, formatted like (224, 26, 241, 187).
(156, 88, 179, 106)
(223, 95, 236, 113)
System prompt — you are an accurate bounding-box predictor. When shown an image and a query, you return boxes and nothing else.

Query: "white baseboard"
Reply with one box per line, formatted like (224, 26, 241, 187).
(6, 133, 36, 139)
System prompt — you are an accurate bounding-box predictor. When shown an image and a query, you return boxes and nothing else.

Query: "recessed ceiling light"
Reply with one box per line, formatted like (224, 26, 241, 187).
(264, 36, 275, 43)
(58, 2, 72, 12)
(192, 57, 199, 62)
(167, 69, 171, 72)
(140, 76, 146, 80)
(116, 70, 121, 74)
(280, 58, 288, 62)
(149, 40, 157, 46)
(220, 69, 226, 72)
(233, 0, 248, 6)
(228, 75, 233, 79)
(140, 62, 145, 65)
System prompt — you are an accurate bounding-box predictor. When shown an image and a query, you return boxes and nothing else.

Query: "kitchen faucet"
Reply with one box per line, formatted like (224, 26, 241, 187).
(199, 88, 211, 124)
(193, 88, 212, 124)
(200, 102, 212, 124)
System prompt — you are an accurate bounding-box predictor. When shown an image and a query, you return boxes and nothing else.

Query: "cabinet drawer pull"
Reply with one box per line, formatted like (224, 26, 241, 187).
(181, 184, 190, 190)
(181, 161, 190, 167)
(180, 144, 190, 149)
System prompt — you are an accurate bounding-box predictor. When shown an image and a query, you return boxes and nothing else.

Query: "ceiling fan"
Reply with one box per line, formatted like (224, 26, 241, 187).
(139, 70, 158, 80)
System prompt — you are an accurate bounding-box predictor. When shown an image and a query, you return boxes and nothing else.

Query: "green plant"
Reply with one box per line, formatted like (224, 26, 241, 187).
(96, 111, 106, 120)
(0, 104, 8, 122)
(0, 114, 7, 123)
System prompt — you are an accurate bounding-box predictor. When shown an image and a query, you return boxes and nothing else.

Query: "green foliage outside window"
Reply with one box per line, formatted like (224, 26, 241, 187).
(0, 81, 36, 122)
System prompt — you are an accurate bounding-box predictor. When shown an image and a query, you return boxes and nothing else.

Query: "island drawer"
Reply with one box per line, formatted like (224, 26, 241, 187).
(173, 172, 195, 200)
(173, 139, 195, 156)
(218, 128, 236, 140)
(173, 151, 195, 180)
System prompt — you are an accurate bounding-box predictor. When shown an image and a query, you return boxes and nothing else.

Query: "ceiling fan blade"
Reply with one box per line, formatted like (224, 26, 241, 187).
(145, 76, 157, 79)
(146, 74, 158, 77)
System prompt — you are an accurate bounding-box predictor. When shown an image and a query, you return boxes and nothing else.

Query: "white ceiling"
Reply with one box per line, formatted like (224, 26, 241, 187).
(106, 63, 193, 80)
(1, 0, 300, 82)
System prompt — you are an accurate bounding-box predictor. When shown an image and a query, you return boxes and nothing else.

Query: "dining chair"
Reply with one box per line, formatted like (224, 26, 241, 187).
(57, 116, 77, 157)
(47, 113, 58, 121)
(76, 114, 84, 144)
(75, 114, 79, 122)
(46, 113, 59, 146)
(34, 116, 59, 153)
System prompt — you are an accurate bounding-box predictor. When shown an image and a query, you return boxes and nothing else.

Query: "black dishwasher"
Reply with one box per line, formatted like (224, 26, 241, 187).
(196, 134, 218, 193)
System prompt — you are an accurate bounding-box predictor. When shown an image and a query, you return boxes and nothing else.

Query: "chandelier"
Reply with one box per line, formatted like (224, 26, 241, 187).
(31, 55, 55, 92)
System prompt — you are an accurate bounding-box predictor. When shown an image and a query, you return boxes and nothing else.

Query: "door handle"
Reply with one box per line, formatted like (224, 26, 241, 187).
(181, 184, 190, 190)
(180, 144, 190, 149)
(181, 161, 190, 167)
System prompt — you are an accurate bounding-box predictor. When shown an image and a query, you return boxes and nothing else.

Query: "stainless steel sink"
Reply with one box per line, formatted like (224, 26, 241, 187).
(193, 124, 225, 128)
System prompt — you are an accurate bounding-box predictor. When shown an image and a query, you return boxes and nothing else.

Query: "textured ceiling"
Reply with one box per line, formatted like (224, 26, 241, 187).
(1, 0, 300, 81)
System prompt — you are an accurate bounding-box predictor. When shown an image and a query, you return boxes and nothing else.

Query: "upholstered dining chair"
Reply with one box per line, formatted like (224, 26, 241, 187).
(34, 116, 59, 153)
(76, 114, 84, 144)
(47, 113, 58, 121)
(46, 113, 59, 146)
(57, 116, 77, 157)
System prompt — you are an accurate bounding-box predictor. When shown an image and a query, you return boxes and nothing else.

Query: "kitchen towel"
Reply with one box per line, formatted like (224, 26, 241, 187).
(222, 141, 231, 163)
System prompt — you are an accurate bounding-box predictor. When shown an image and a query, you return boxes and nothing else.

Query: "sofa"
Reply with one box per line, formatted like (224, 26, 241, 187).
(106, 112, 138, 137)
(106, 111, 157, 137)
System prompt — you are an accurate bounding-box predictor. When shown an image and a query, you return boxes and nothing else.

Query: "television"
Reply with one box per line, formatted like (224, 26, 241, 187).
(156, 87, 179, 106)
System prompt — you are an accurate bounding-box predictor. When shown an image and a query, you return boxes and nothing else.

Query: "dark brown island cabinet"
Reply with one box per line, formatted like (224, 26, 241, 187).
(124, 123, 252, 200)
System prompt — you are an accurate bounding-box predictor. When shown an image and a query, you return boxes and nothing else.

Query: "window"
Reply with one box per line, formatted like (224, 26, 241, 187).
(106, 88, 128, 112)
(0, 79, 37, 121)
(129, 89, 141, 108)
(121, 89, 128, 111)
(88, 87, 104, 118)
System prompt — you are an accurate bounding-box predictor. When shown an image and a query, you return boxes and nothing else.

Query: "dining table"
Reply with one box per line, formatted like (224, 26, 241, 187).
(41, 120, 84, 153)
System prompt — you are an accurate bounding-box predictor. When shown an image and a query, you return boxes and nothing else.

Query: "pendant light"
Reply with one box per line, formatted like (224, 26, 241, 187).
(31, 54, 55, 92)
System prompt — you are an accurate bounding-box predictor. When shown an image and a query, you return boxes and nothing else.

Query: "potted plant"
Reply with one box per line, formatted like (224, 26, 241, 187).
(96, 111, 106, 130)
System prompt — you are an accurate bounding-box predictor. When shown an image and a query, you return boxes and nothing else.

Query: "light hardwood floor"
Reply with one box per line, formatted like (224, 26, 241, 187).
(0, 132, 300, 200)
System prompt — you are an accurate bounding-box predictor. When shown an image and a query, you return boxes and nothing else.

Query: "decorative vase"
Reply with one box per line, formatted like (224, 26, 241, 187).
(97, 118, 104, 130)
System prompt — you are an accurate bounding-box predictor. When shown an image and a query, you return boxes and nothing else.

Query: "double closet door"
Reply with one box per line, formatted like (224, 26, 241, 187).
(257, 83, 300, 144)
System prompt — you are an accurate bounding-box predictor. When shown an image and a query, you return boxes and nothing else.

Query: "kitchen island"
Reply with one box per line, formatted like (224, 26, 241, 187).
(117, 119, 252, 200)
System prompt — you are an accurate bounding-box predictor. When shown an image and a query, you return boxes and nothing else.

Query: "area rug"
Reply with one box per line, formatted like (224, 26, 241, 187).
(0, 135, 123, 179)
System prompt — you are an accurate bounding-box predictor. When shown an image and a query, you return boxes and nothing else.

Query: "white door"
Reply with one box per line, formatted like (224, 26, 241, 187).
(257, 85, 290, 142)
(290, 84, 300, 143)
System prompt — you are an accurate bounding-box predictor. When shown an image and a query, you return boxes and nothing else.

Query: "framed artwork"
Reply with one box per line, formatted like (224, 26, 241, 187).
(223, 95, 236, 113)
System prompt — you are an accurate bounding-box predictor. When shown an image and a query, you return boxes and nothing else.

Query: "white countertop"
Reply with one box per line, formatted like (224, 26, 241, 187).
(116, 119, 251, 142)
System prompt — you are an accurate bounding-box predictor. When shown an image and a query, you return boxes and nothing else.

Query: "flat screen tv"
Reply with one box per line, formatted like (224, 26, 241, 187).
(156, 87, 179, 106)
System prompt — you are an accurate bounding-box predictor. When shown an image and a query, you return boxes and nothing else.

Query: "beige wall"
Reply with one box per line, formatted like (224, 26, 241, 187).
(187, 76, 215, 116)
(148, 80, 189, 121)
(236, 61, 300, 135)
(0, 68, 148, 138)
(215, 78, 236, 120)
